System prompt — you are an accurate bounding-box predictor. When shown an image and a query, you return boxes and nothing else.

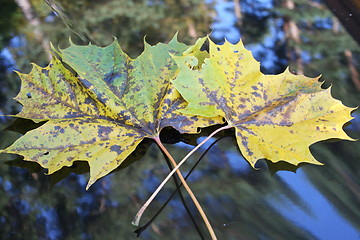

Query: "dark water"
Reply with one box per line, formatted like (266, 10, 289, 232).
(1, 0, 360, 239)
(1, 129, 359, 240)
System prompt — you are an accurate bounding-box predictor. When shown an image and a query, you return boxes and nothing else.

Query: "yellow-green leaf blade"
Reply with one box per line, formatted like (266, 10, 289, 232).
(158, 82, 223, 133)
(2, 118, 143, 189)
(3, 35, 222, 188)
(173, 38, 355, 167)
(235, 93, 354, 167)
(14, 58, 113, 121)
(60, 35, 221, 135)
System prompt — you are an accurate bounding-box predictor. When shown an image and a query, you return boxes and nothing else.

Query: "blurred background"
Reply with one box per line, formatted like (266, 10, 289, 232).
(0, 0, 359, 239)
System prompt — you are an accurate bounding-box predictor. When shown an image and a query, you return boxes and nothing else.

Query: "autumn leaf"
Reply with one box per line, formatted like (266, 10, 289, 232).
(1, 35, 221, 189)
(172, 38, 355, 167)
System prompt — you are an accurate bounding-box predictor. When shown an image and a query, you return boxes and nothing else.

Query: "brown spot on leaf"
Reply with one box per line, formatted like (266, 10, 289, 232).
(79, 78, 93, 89)
(98, 126, 113, 138)
(163, 98, 171, 106)
(262, 92, 268, 101)
(279, 119, 293, 126)
(252, 92, 261, 98)
(41, 68, 49, 76)
(110, 145, 122, 154)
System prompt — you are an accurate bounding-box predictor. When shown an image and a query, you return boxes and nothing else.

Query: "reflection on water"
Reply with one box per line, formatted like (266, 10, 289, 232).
(274, 170, 359, 240)
(1, 132, 359, 239)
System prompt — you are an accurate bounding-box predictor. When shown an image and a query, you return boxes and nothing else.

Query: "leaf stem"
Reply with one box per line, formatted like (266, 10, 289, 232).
(154, 137, 216, 239)
(135, 136, 227, 238)
(132, 125, 231, 239)
(161, 147, 205, 239)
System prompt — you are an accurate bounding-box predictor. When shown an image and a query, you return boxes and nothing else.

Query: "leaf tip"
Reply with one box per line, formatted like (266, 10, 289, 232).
(310, 160, 324, 166)
(206, 35, 214, 45)
(49, 42, 56, 49)
(170, 32, 179, 43)
(86, 180, 94, 191)
(316, 74, 323, 80)
(49, 42, 62, 59)
(13, 69, 21, 76)
(142, 35, 150, 49)
(346, 136, 357, 142)
(68, 36, 74, 46)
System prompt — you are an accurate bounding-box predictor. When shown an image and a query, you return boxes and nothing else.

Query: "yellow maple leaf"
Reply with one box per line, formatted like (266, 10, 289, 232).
(172, 38, 355, 167)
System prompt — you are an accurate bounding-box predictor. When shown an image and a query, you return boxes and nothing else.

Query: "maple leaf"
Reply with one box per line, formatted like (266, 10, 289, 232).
(1, 35, 221, 189)
(172, 38, 355, 167)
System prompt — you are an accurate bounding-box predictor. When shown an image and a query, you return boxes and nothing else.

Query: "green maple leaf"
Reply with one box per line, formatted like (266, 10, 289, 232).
(1, 35, 221, 189)
(172, 38, 355, 167)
